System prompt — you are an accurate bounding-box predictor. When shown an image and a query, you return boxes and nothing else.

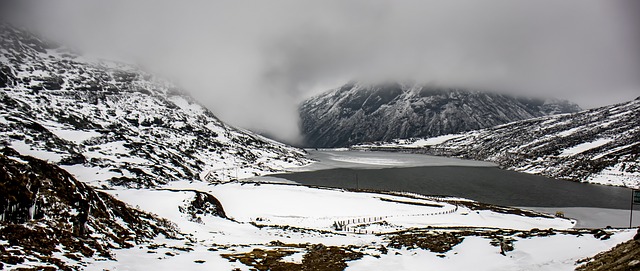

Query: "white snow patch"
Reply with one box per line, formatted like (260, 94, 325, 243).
(168, 96, 205, 116)
(280, 251, 305, 264)
(586, 165, 640, 189)
(9, 140, 63, 162)
(592, 142, 640, 160)
(40, 122, 101, 144)
(61, 164, 123, 185)
(558, 138, 613, 157)
(409, 134, 462, 147)
(556, 127, 582, 137)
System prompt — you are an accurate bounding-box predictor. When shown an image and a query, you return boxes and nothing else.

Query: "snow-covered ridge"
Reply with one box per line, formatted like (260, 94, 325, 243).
(299, 82, 581, 147)
(354, 98, 640, 188)
(0, 23, 311, 188)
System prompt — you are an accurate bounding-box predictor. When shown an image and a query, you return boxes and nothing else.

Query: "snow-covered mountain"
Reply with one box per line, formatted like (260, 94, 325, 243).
(0, 23, 310, 188)
(2, 22, 638, 271)
(300, 82, 581, 147)
(355, 98, 640, 188)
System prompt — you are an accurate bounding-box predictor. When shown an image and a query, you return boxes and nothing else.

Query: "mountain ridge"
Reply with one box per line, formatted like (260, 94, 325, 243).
(299, 82, 581, 147)
(354, 98, 640, 188)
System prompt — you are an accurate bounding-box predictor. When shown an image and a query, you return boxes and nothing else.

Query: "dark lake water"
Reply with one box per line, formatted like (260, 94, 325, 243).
(270, 165, 633, 209)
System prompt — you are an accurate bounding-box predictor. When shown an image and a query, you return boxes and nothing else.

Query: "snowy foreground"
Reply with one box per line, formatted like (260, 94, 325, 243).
(81, 181, 633, 271)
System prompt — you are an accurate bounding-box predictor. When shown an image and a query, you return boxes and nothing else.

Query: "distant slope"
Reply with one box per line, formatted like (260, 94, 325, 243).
(0, 23, 310, 188)
(300, 82, 580, 147)
(355, 98, 640, 188)
(0, 147, 180, 270)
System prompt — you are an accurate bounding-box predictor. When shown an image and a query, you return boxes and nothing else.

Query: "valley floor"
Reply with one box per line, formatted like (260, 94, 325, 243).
(80, 181, 634, 271)
(4, 149, 637, 270)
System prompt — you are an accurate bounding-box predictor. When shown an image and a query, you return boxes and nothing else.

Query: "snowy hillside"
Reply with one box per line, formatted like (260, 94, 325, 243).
(0, 148, 180, 270)
(355, 98, 640, 188)
(0, 23, 310, 188)
(300, 82, 580, 147)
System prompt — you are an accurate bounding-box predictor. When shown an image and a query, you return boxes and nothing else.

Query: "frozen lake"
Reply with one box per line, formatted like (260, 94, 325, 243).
(291, 149, 496, 171)
(267, 150, 639, 228)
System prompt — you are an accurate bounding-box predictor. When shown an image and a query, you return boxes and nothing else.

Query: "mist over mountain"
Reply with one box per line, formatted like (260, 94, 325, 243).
(300, 82, 581, 147)
(0, 23, 310, 188)
(2, 0, 639, 143)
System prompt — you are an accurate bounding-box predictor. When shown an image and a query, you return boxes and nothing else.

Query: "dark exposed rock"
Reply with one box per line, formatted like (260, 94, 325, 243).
(221, 243, 363, 271)
(387, 231, 463, 253)
(175, 189, 227, 221)
(0, 65, 15, 88)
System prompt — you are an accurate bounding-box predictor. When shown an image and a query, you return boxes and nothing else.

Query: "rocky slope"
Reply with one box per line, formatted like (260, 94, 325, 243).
(300, 82, 580, 147)
(0, 23, 310, 188)
(0, 147, 181, 270)
(575, 232, 640, 271)
(355, 98, 640, 188)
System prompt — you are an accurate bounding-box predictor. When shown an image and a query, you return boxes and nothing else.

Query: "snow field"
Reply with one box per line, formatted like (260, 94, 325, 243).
(346, 231, 636, 271)
(90, 181, 635, 271)
(106, 182, 574, 239)
(200, 183, 573, 233)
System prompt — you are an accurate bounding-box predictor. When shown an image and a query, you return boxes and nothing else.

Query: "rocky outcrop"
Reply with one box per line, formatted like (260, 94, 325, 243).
(0, 147, 180, 270)
(576, 235, 640, 271)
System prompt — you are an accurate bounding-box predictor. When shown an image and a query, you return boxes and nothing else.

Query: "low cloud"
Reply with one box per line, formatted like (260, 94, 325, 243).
(4, 0, 639, 143)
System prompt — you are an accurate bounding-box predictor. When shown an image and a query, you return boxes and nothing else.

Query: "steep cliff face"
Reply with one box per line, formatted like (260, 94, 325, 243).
(355, 98, 640, 188)
(0, 147, 180, 270)
(0, 23, 310, 188)
(300, 82, 580, 147)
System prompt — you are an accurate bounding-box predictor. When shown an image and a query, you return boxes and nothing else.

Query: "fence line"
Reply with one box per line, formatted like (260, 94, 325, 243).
(202, 167, 240, 183)
(332, 205, 459, 234)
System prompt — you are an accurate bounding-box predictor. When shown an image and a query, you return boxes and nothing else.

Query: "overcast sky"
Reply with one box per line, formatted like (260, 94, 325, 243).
(3, 0, 639, 143)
